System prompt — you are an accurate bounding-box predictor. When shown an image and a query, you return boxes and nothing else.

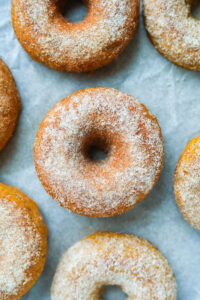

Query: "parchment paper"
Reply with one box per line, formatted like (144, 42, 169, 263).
(1, 1, 200, 299)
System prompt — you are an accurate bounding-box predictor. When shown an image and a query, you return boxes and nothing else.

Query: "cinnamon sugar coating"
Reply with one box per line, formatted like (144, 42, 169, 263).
(143, 0, 200, 71)
(51, 232, 177, 300)
(174, 136, 200, 231)
(0, 183, 48, 300)
(34, 88, 164, 217)
(11, 0, 139, 72)
(0, 58, 21, 152)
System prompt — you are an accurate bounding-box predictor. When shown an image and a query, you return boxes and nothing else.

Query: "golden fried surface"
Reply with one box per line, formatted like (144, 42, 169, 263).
(143, 0, 200, 71)
(0, 58, 21, 152)
(51, 232, 177, 299)
(12, 0, 139, 72)
(174, 136, 200, 231)
(0, 183, 48, 300)
(34, 87, 164, 217)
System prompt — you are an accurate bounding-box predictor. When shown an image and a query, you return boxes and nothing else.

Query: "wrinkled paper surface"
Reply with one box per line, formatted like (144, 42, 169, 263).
(0, 1, 200, 299)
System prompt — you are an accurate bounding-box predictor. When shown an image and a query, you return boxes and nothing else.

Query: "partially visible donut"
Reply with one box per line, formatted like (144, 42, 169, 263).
(11, 0, 139, 72)
(51, 232, 177, 300)
(143, 0, 200, 71)
(34, 87, 164, 217)
(174, 136, 200, 231)
(0, 183, 48, 300)
(0, 58, 21, 151)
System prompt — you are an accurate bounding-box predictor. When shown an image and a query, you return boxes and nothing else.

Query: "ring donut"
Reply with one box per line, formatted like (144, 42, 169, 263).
(34, 87, 164, 217)
(143, 0, 200, 71)
(51, 232, 177, 300)
(0, 183, 48, 300)
(11, 0, 139, 72)
(0, 58, 21, 151)
(174, 136, 200, 231)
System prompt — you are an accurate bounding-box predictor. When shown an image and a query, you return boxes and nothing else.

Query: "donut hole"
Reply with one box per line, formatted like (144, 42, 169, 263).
(81, 133, 111, 162)
(87, 144, 108, 161)
(190, 0, 200, 20)
(58, 0, 88, 23)
(102, 285, 128, 299)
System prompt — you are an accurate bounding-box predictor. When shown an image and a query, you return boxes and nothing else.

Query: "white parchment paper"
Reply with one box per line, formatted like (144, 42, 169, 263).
(1, 1, 200, 299)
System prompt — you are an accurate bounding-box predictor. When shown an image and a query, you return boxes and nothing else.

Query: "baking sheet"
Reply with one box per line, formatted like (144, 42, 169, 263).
(1, 1, 200, 299)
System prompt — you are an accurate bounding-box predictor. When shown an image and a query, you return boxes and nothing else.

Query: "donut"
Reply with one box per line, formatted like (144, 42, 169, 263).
(34, 87, 164, 217)
(0, 58, 21, 152)
(0, 183, 48, 299)
(51, 232, 177, 300)
(174, 136, 200, 231)
(143, 0, 200, 71)
(11, 0, 139, 72)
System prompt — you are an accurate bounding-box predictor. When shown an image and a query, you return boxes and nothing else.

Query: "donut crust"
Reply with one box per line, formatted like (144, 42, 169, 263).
(143, 0, 200, 71)
(174, 136, 200, 231)
(51, 232, 177, 300)
(11, 0, 139, 72)
(0, 183, 48, 300)
(0, 58, 21, 151)
(34, 87, 164, 217)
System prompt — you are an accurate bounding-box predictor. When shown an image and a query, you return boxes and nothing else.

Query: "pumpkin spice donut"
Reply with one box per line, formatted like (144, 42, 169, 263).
(0, 183, 48, 300)
(51, 232, 177, 300)
(143, 0, 200, 71)
(174, 136, 200, 231)
(0, 58, 21, 152)
(34, 88, 164, 217)
(11, 0, 139, 72)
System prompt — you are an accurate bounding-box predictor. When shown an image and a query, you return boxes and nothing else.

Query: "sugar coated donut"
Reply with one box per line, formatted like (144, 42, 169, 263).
(174, 136, 200, 231)
(0, 183, 48, 300)
(51, 232, 177, 300)
(11, 0, 139, 72)
(143, 0, 200, 71)
(0, 58, 21, 152)
(34, 88, 164, 217)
